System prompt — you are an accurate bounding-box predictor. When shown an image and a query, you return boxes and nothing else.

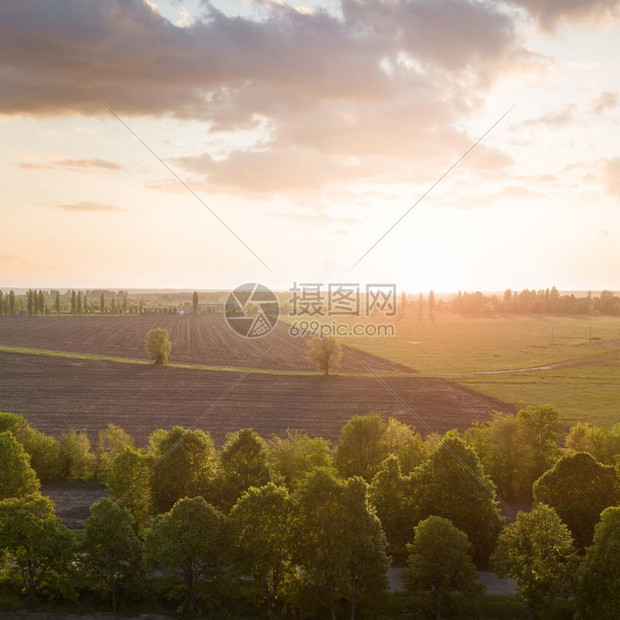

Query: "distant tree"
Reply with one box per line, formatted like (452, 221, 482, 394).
(150, 427, 218, 514)
(0, 290, 3, 315)
(27, 289, 33, 315)
(54, 291, 60, 314)
(139, 299, 144, 314)
(122, 291, 127, 314)
(38, 290, 44, 314)
(428, 290, 435, 317)
(533, 452, 618, 550)
(269, 430, 333, 488)
(145, 327, 172, 364)
(192, 291, 199, 315)
(33, 289, 39, 315)
(77, 290, 82, 314)
(492, 504, 576, 617)
(0, 431, 40, 499)
(576, 506, 620, 619)
(307, 336, 343, 375)
(414, 431, 504, 563)
(100, 292, 105, 314)
(111, 297, 116, 315)
(228, 483, 295, 615)
(565, 421, 620, 465)
(9, 290, 15, 315)
(335, 413, 389, 481)
(81, 498, 142, 611)
(0, 493, 76, 601)
(71, 290, 77, 314)
(404, 516, 481, 620)
(144, 496, 225, 612)
(216, 428, 276, 511)
(107, 447, 154, 536)
(58, 429, 97, 480)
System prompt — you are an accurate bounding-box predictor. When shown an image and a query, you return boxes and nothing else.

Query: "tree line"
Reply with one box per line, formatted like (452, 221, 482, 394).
(0, 407, 618, 617)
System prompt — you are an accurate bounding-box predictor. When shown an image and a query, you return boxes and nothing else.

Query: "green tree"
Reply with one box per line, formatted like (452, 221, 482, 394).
(150, 426, 218, 514)
(19, 426, 62, 482)
(100, 292, 105, 314)
(0, 494, 75, 601)
(565, 421, 620, 465)
(270, 430, 333, 488)
(307, 336, 343, 375)
(413, 431, 503, 563)
(518, 404, 562, 480)
(403, 516, 482, 620)
(107, 447, 154, 536)
(145, 327, 172, 364)
(54, 291, 60, 314)
(58, 429, 97, 480)
(533, 452, 618, 550)
(95, 423, 135, 482)
(335, 412, 389, 481)
(217, 428, 276, 510)
(369, 455, 415, 555)
(33, 289, 39, 315)
(576, 506, 620, 619)
(144, 496, 225, 612)
(192, 290, 199, 315)
(384, 418, 427, 474)
(81, 498, 142, 611)
(0, 289, 3, 315)
(492, 504, 576, 618)
(0, 431, 40, 499)
(294, 469, 389, 619)
(9, 290, 15, 315)
(229, 483, 295, 616)
(71, 290, 77, 314)
(38, 290, 44, 314)
(77, 290, 82, 314)
(27, 289, 34, 315)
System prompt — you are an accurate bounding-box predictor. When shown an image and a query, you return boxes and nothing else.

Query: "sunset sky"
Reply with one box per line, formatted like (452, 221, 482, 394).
(1, 0, 619, 293)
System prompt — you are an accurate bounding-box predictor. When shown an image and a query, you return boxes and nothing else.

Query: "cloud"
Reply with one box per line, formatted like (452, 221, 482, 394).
(602, 158, 620, 195)
(590, 91, 618, 115)
(20, 158, 123, 172)
(520, 104, 577, 128)
(506, 0, 620, 30)
(52, 202, 126, 213)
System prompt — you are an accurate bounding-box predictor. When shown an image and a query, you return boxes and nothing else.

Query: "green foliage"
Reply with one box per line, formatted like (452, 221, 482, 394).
(95, 423, 135, 483)
(492, 504, 576, 616)
(369, 455, 415, 555)
(106, 446, 154, 536)
(150, 426, 218, 514)
(566, 421, 620, 465)
(228, 483, 295, 615)
(269, 429, 333, 487)
(293, 468, 389, 619)
(58, 429, 97, 480)
(0, 494, 76, 601)
(413, 431, 504, 563)
(81, 498, 142, 611)
(384, 418, 427, 475)
(403, 516, 482, 620)
(576, 506, 620, 619)
(144, 327, 172, 364)
(143, 496, 225, 612)
(216, 428, 276, 511)
(335, 412, 390, 481)
(306, 336, 343, 375)
(19, 426, 62, 482)
(192, 291, 198, 315)
(0, 431, 40, 499)
(533, 451, 618, 550)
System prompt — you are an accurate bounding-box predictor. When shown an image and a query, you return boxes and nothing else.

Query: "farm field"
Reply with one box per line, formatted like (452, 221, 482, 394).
(0, 352, 514, 446)
(336, 313, 620, 427)
(0, 315, 410, 375)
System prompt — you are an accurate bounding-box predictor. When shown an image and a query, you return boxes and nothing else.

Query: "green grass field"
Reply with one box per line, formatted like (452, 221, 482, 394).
(344, 313, 620, 428)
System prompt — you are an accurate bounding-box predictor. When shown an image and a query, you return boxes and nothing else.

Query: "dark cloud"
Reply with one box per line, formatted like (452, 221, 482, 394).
(20, 159, 122, 171)
(506, 0, 620, 30)
(52, 202, 126, 212)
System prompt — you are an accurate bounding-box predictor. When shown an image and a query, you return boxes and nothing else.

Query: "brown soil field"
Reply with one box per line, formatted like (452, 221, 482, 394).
(0, 352, 514, 446)
(0, 315, 410, 374)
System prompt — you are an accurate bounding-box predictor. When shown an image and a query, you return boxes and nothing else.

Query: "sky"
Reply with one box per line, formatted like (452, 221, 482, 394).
(0, 0, 619, 293)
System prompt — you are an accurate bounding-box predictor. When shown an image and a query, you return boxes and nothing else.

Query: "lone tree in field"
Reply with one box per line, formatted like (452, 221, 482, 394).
(307, 336, 342, 375)
(192, 291, 199, 315)
(145, 328, 172, 365)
